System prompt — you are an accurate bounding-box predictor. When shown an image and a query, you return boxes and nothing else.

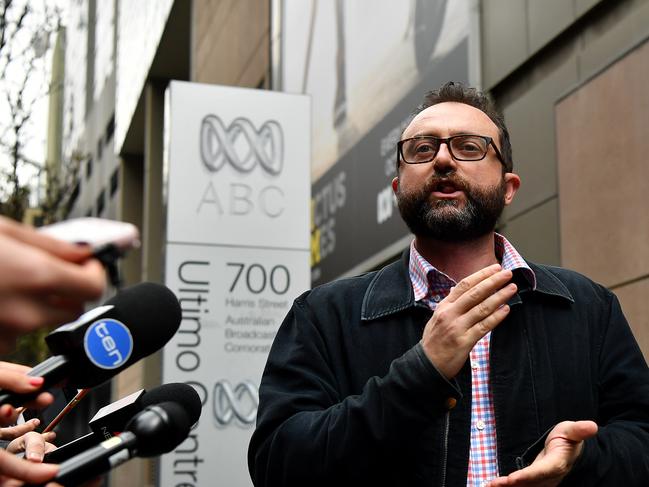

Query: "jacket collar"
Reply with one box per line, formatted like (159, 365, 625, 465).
(361, 251, 574, 321)
(526, 262, 574, 303)
(361, 251, 414, 321)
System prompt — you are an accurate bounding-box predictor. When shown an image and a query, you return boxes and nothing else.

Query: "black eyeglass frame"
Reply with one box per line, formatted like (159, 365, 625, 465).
(396, 134, 505, 166)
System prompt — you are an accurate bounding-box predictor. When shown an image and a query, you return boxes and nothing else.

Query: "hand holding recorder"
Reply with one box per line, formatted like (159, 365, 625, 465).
(0, 217, 107, 350)
(0, 216, 140, 349)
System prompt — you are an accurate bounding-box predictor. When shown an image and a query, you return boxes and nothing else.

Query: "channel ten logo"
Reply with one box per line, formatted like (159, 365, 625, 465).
(83, 319, 133, 369)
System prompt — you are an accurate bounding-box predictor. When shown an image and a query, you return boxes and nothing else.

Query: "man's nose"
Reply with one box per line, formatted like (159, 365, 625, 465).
(433, 142, 457, 175)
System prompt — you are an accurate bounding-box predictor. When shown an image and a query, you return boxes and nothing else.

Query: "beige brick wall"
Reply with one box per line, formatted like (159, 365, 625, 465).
(555, 38, 649, 358)
(192, 0, 270, 88)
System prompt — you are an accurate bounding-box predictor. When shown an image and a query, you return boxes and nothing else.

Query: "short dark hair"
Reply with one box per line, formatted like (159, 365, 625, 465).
(397, 81, 513, 173)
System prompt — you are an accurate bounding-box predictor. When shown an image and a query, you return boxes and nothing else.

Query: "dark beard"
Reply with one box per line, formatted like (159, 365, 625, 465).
(396, 174, 507, 242)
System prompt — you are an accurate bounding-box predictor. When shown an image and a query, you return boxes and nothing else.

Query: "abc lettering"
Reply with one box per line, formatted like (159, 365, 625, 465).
(197, 182, 285, 218)
(95, 322, 123, 366)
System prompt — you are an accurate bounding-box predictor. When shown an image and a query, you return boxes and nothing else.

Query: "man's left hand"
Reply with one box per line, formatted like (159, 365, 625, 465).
(487, 420, 598, 487)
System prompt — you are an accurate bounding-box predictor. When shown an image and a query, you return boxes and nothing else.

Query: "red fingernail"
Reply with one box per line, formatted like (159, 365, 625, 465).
(29, 377, 44, 386)
(4, 407, 13, 418)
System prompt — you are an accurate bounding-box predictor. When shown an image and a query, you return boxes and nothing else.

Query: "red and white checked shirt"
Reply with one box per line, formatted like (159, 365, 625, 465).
(408, 234, 536, 487)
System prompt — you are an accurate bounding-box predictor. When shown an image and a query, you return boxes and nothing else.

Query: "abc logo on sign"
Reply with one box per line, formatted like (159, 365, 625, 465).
(212, 380, 259, 427)
(200, 115, 284, 176)
(83, 319, 133, 369)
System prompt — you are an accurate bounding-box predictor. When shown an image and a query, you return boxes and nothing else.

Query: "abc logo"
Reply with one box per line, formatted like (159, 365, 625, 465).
(83, 319, 133, 369)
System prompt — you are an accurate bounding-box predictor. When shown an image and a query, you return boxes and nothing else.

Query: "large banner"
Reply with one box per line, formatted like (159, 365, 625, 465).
(275, 0, 474, 284)
(160, 81, 310, 486)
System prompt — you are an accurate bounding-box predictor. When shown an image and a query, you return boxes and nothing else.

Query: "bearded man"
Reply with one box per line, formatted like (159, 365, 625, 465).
(248, 82, 649, 487)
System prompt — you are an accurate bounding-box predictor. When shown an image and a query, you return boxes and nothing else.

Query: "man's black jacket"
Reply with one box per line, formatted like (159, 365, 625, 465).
(249, 252, 649, 486)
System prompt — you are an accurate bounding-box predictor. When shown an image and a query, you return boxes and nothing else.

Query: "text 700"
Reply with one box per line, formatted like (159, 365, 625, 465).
(226, 262, 290, 295)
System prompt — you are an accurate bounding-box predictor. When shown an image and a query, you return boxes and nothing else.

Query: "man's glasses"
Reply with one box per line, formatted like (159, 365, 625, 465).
(397, 134, 504, 165)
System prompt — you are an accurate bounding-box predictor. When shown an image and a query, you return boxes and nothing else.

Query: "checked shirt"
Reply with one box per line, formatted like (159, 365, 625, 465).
(408, 234, 535, 487)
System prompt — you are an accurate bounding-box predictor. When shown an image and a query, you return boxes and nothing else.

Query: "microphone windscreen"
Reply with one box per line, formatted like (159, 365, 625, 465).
(141, 383, 202, 425)
(129, 402, 191, 456)
(0, 284, 182, 407)
(105, 282, 181, 360)
(68, 282, 181, 388)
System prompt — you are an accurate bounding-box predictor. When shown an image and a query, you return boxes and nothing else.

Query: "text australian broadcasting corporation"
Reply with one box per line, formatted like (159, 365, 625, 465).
(174, 260, 287, 367)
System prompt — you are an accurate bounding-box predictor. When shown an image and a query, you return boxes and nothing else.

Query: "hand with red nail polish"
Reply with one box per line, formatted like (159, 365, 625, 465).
(0, 363, 53, 426)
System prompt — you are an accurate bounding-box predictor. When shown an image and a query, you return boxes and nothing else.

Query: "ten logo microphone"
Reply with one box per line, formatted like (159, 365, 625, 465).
(0, 282, 181, 407)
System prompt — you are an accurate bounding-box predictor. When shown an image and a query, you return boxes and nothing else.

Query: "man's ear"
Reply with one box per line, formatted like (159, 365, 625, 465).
(391, 177, 399, 194)
(503, 173, 521, 205)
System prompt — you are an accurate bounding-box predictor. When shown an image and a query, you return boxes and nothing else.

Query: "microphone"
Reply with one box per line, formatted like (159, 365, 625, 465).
(43, 383, 202, 463)
(0, 282, 181, 407)
(52, 400, 197, 486)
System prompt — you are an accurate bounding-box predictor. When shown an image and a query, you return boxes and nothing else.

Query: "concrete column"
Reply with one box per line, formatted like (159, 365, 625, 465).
(142, 80, 166, 284)
(118, 154, 143, 287)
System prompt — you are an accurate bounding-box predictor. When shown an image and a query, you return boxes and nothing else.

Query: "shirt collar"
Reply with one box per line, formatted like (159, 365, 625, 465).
(408, 233, 537, 304)
(361, 248, 571, 321)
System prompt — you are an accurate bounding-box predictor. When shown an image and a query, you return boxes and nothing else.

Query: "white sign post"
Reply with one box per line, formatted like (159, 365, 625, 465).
(160, 81, 310, 487)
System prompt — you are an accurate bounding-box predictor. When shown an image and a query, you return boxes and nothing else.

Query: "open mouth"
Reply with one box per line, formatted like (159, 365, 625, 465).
(431, 179, 464, 197)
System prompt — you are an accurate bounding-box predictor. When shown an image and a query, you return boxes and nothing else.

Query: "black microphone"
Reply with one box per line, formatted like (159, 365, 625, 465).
(0, 282, 181, 407)
(51, 401, 195, 486)
(43, 382, 202, 463)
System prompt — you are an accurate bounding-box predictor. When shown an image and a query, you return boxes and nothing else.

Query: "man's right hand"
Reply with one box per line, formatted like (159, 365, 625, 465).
(420, 264, 517, 379)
